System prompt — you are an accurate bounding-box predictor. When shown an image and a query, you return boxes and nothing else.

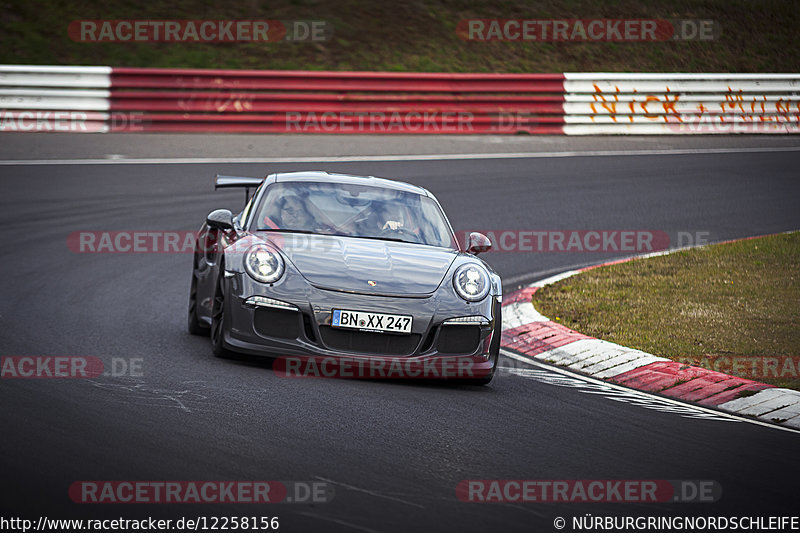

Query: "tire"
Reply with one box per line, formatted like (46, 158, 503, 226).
(210, 271, 232, 358)
(187, 273, 208, 336)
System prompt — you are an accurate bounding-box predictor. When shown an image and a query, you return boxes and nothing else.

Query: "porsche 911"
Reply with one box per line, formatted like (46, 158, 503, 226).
(188, 171, 502, 384)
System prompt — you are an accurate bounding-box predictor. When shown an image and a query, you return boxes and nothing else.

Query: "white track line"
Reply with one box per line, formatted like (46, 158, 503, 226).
(1, 145, 800, 165)
(500, 349, 800, 435)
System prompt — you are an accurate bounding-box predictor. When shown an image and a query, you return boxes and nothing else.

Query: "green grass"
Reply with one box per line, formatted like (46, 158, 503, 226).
(2, 0, 799, 72)
(534, 233, 800, 390)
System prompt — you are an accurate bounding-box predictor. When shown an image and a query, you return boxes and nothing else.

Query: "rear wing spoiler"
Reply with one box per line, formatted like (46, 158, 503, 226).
(214, 174, 265, 204)
(214, 175, 264, 189)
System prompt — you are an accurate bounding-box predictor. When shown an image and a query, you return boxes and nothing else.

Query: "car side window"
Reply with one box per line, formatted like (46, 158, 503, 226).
(238, 184, 262, 229)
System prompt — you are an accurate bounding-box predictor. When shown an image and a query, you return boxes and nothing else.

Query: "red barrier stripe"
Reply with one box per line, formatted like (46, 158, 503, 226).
(106, 67, 567, 133)
(112, 122, 565, 134)
(112, 101, 564, 114)
(116, 113, 563, 133)
(110, 93, 565, 114)
(111, 92, 564, 102)
(111, 68, 565, 93)
(122, 113, 566, 124)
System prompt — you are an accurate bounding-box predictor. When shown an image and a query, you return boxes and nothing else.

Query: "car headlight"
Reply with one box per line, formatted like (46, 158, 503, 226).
(244, 244, 284, 283)
(453, 263, 490, 302)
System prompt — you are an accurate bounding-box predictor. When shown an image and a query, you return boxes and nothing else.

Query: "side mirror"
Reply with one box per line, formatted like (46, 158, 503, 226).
(206, 209, 234, 231)
(467, 232, 492, 255)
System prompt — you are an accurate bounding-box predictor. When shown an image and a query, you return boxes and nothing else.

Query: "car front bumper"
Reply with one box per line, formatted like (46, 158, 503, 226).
(220, 273, 500, 377)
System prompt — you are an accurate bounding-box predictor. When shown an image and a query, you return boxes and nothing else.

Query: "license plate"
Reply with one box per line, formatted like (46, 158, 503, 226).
(331, 309, 413, 334)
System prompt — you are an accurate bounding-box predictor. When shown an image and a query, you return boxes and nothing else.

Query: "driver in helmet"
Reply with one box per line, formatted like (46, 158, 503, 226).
(378, 203, 404, 231)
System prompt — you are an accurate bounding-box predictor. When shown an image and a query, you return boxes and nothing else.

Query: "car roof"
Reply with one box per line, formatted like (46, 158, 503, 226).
(271, 171, 430, 196)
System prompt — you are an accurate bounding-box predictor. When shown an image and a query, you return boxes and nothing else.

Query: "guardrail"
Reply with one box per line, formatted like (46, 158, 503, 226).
(564, 73, 800, 134)
(1, 65, 798, 134)
(108, 67, 565, 133)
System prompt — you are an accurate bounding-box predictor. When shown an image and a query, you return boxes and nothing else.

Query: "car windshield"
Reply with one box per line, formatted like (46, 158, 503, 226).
(252, 181, 456, 248)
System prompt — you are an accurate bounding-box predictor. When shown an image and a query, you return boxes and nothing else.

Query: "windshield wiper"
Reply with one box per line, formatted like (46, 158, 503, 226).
(257, 229, 419, 245)
(256, 228, 318, 234)
(358, 235, 418, 245)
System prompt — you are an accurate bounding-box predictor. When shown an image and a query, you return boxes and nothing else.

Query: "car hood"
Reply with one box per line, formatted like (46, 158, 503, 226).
(261, 233, 458, 296)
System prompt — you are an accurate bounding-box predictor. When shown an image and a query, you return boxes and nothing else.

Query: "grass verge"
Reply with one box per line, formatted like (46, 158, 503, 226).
(534, 232, 800, 390)
(2, 0, 799, 72)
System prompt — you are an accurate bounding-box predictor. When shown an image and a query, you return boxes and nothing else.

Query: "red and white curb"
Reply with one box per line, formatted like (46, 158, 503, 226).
(500, 247, 800, 431)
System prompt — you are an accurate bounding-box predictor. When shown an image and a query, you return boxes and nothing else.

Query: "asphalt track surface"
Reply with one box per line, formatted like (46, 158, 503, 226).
(1, 142, 799, 532)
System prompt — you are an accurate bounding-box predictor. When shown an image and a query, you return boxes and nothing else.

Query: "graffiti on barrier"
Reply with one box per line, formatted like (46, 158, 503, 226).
(588, 84, 800, 126)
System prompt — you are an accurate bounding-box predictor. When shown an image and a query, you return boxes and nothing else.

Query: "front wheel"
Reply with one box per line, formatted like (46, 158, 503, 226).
(187, 273, 208, 336)
(210, 272, 232, 358)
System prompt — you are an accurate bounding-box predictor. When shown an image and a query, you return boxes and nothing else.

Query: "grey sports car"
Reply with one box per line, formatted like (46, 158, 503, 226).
(188, 171, 502, 384)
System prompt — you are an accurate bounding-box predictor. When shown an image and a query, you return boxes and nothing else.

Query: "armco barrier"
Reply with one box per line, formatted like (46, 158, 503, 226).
(563, 73, 800, 134)
(107, 68, 564, 133)
(1, 65, 798, 134)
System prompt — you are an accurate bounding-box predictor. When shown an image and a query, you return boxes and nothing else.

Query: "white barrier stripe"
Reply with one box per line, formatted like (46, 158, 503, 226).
(0, 74, 112, 88)
(565, 72, 800, 81)
(0, 66, 112, 89)
(0, 89, 111, 97)
(0, 110, 110, 133)
(0, 65, 112, 74)
(565, 80, 800, 92)
(564, 124, 799, 134)
(565, 94, 800, 103)
(0, 66, 113, 126)
(0, 96, 111, 110)
(564, 72, 800, 134)
(564, 102, 800, 114)
(0, 110, 110, 118)
(565, 115, 800, 124)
